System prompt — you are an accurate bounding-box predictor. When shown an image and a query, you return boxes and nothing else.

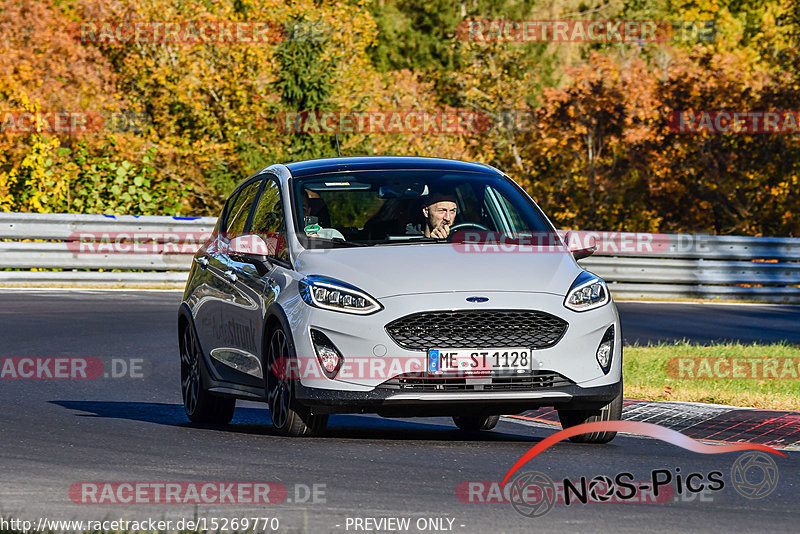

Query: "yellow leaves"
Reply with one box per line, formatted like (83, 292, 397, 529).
(770, 183, 790, 197)
(0, 126, 63, 213)
(0, 170, 16, 211)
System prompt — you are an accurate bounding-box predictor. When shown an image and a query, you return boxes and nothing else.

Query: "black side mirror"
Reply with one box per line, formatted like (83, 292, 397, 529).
(564, 231, 597, 260)
(572, 246, 597, 260)
(228, 234, 272, 275)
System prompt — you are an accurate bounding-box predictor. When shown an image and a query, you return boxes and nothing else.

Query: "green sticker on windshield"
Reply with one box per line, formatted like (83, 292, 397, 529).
(304, 223, 321, 234)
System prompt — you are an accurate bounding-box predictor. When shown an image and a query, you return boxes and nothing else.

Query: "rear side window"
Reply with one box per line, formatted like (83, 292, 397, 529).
(250, 178, 289, 262)
(224, 179, 262, 237)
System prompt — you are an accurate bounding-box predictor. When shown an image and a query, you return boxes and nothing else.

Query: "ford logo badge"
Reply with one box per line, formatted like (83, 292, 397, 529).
(466, 296, 489, 303)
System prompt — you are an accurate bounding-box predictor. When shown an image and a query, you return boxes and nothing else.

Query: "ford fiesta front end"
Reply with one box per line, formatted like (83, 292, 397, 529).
(178, 156, 622, 441)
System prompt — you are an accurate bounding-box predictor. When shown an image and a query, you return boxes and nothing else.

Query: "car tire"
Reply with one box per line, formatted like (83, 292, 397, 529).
(557, 381, 623, 444)
(180, 320, 236, 424)
(453, 415, 501, 432)
(266, 325, 328, 437)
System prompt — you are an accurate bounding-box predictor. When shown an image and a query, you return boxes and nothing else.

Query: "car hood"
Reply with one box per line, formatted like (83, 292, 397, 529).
(293, 244, 583, 298)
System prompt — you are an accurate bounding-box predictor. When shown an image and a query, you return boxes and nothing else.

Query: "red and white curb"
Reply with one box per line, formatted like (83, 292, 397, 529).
(503, 400, 800, 451)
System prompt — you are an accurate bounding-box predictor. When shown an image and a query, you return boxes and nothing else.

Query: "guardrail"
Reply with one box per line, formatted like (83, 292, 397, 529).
(0, 213, 217, 286)
(580, 237, 800, 302)
(1, 213, 798, 302)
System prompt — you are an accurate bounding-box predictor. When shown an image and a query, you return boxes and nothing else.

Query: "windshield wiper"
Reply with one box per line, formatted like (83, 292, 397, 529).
(305, 237, 371, 248)
(370, 237, 449, 245)
(330, 237, 370, 247)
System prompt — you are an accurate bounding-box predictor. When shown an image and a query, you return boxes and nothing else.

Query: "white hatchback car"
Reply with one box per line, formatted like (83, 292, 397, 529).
(178, 157, 622, 441)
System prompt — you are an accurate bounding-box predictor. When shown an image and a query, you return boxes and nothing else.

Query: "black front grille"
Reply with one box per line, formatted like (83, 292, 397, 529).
(385, 309, 568, 351)
(377, 371, 574, 392)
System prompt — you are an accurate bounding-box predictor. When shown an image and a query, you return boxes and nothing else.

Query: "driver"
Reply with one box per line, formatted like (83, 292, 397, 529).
(301, 188, 321, 221)
(421, 191, 458, 239)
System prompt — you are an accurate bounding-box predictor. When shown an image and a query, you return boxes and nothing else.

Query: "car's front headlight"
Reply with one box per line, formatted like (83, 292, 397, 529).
(298, 275, 382, 315)
(564, 271, 610, 312)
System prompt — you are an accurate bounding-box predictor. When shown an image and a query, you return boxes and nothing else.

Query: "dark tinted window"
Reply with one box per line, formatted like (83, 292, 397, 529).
(224, 179, 262, 236)
(250, 178, 289, 262)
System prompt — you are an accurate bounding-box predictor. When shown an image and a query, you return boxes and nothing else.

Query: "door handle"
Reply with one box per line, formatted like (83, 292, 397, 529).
(194, 255, 209, 269)
(224, 270, 238, 284)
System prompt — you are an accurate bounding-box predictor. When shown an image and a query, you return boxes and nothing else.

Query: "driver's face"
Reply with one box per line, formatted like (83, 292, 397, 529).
(301, 189, 319, 216)
(424, 201, 458, 229)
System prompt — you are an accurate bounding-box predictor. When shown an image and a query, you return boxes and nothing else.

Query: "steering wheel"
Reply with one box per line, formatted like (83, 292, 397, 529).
(449, 222, 491, 232)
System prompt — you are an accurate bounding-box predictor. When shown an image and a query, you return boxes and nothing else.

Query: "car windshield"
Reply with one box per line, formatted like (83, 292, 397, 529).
(290, 170, 557, 248)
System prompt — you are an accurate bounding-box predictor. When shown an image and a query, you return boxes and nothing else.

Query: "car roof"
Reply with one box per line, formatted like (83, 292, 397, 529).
(283, 156, 503, 178)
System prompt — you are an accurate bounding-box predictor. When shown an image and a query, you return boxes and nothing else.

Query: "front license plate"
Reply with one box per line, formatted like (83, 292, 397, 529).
(427, 348, 531, 374)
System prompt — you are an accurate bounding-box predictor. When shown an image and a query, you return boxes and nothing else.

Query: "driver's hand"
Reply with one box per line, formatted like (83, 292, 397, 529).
(431, 220, 450, 239)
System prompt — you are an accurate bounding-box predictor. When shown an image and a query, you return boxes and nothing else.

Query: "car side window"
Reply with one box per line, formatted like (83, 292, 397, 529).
(217, 191, 239, 236)
(250, 178, 289, 263)
(224, 179, 262, 238)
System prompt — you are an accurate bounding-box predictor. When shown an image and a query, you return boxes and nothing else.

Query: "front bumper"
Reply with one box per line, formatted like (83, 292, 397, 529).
(295, 379, 622, 416)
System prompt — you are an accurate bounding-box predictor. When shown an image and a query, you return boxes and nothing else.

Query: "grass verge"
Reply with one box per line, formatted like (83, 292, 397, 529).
(624, 342, 800, 410)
